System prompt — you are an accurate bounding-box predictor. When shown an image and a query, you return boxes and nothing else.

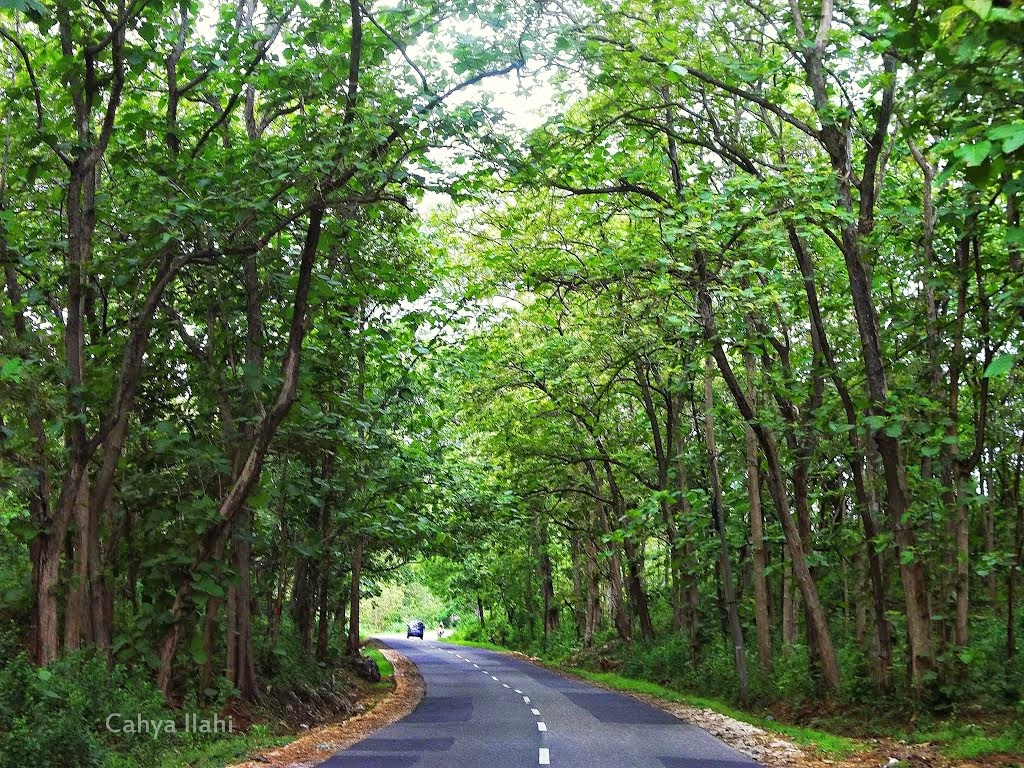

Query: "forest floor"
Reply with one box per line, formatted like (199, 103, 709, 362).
(226, 642, 424, 768)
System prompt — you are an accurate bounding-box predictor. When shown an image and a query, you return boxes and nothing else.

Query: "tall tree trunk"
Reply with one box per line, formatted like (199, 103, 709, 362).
(981, 466, 997, 605)
(802, 21, 934, 685)
(856, 450, 893, 693)
(745, 347, 771, 672)
(64, 483, 92, 649)
(781, 550, 798, 651)
(227, 506, 260, 701)
(200, 593, 223, 695)
(569, 537, 586, 642)
(315, 580, 332, 661)
(601, 459, 654, 642)
(787, 224, 892, 689)
(347, 537, 363, 656)
(583, 527, 601, 647)
(1008, 447, 1023, 657)
(3, 266, 55, 664)
(675, 454, 701, 661)
(947, 237, 970, 649)
(703, 356, 749, 704)
(336, 574, 349, 650)
(315, 458, 335, 661)
(587, 460, 630, 641)
(538, 517, 558, 638)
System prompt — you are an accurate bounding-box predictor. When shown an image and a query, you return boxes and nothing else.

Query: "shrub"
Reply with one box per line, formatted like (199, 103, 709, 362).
(0, 652, 169, 768)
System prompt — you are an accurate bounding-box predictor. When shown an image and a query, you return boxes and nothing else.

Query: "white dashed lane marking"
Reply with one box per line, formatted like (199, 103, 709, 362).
(429, 645, 550, 763)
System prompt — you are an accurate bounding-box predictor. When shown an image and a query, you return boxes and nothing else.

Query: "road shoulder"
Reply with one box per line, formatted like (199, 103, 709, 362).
(229, 642, 425, 768)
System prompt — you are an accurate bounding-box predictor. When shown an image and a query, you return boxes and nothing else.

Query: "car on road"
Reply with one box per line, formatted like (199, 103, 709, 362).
(406, 619, 425, 639)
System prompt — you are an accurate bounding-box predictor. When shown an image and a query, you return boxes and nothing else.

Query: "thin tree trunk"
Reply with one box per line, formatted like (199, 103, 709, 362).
(538, 518, 558, 638)
(1008, 448, 1023, 657)
(587, 460, 630, 641)
(704, 356, 749, 704)
(227, 506, 260, 701)
(745, 346, 771, 672)
(347, 536, 363, 656)
(200, 594, 222, 695)
(675, 456, 701, 661)
(583, 527, 601, 647)
(782, 550, 797, 651)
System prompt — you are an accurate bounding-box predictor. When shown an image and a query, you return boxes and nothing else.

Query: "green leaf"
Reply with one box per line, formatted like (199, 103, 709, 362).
(955, 140, 993, 167)
(963, 0, 991, 18)
(982, 354, 1015, 378)
(193, 577, 225, 598)
(939, 5, 969, 37)
(988, 122, 1024, 154)
(0, 357, 23, 382)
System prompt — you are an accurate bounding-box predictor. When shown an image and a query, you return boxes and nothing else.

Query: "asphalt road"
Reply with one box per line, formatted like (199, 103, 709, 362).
(317, 636, 757, 768)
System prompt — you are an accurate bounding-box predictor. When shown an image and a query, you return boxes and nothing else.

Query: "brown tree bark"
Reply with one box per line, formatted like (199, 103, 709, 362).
(703, 356, 749, 704)
(539, 517, 559, 638)
(347, 536, 363, 656)
(226, 507, 260, 701)
(586, 460, 631, 641)
(63, 483, 92, 649)
(744, 342, 772, 672)
(788, 2, 934, 688)
(786, 227, 892, 691)
(583, 525, 601, 647)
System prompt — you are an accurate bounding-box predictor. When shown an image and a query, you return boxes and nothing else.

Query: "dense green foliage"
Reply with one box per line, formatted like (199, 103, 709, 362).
(2, 0, 1024, 762)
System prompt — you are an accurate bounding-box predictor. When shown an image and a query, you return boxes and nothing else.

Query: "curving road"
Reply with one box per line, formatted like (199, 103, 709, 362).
(316, 636, 757, 768)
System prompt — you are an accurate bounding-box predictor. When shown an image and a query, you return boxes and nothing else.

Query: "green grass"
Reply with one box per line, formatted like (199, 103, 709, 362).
(362, 647, 395, 679)
(944, 733, 1024, 760)
(903, 722, 1024, 761)
(441, 636, 860, 759)
(156, 732, 293, 768)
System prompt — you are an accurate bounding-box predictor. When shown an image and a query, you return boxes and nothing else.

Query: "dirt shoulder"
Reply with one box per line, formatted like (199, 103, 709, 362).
(229, 642, 424, 768)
